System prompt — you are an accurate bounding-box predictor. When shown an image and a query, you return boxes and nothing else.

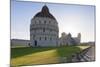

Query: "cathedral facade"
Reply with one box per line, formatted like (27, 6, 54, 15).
(59, 32, 81, 46)
(30, 5, 59, 47)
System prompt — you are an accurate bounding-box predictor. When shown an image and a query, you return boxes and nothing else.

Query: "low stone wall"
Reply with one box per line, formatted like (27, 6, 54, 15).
(11, 39, 30, 48)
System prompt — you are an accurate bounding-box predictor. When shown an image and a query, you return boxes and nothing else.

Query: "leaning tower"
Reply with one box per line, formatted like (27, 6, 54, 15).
(77, 33, 81, 43)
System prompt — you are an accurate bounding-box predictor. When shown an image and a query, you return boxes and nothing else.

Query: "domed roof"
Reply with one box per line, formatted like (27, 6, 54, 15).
(34, 5, 56, 20)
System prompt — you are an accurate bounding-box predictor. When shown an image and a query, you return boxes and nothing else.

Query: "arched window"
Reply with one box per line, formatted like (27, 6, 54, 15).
(43, 28, 45, 32)
(39, 20, 41, 24)
(49, 21, 51, 24)
(50, 37, 52, 40)
(50, 29, 52, 32)
(40, 37, 41, 40)
(45, 37, 47, 40)
(33, 35, 35, 40)
(34, 21, 36, 24)
(44, 20, 46, 24)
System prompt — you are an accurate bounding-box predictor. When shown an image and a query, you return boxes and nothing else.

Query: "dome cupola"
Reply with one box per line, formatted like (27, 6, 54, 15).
(41, 5, 49, 13)
(34, 5, 56, 20)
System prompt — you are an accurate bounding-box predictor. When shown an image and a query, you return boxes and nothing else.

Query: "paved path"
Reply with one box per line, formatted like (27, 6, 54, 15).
(83, 45, 95, 61)
(71, 45, 95, 62)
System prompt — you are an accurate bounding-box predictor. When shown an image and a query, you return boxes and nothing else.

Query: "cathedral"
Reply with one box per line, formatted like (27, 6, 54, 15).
(30, 5, 59, 47)
(59, 32, 81, 46)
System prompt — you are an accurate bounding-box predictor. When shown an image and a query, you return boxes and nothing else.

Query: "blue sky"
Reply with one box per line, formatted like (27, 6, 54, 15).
(11, 0, 95, 42)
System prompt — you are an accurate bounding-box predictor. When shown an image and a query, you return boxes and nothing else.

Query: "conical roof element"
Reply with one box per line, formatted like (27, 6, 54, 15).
(34, 5, 56, 20)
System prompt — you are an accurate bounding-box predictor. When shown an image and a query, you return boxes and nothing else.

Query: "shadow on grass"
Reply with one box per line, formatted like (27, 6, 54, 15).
(11, 47, 55, 58)
(56, 46, 81, 57)
(55, 46, 82, 63)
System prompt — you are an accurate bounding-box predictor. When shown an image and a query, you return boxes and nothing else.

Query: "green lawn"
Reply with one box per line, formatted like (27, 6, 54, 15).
(11, 46, 89, 66)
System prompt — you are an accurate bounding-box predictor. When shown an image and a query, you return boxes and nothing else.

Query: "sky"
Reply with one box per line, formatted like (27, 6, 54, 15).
(11, 0, 95, 42)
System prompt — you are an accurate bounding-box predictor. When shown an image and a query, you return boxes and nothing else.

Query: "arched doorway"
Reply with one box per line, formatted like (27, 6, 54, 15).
(34, 40, 37, 47)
